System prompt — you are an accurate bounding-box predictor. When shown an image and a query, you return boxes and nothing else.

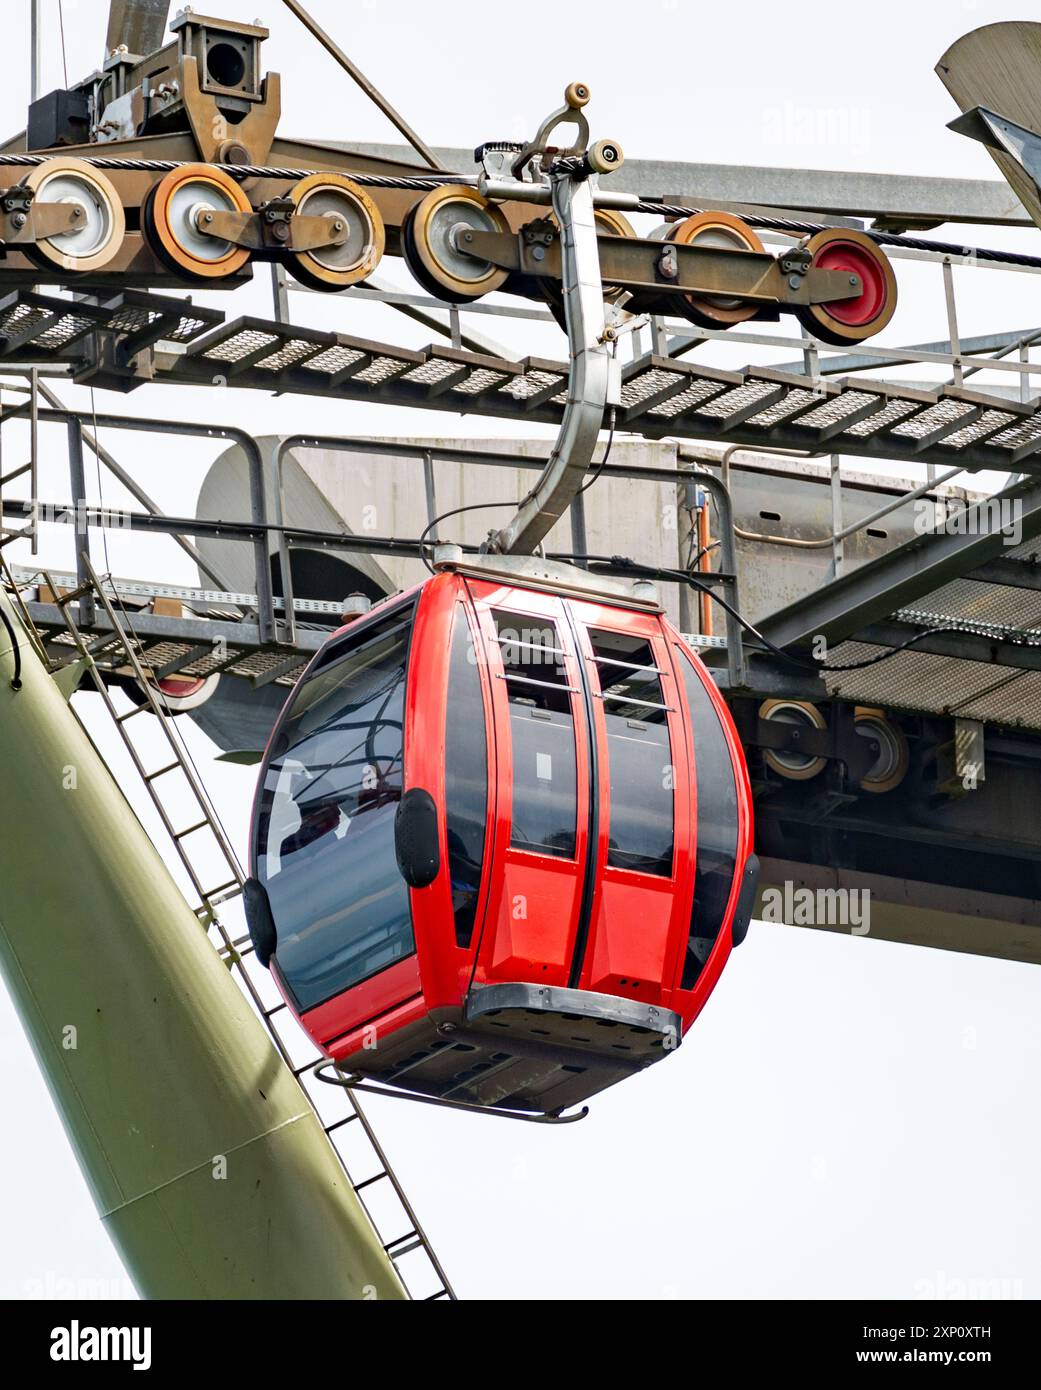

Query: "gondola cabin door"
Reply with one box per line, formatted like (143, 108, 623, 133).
(465, 581, 694, 1015)
(467, 585, 594, 991)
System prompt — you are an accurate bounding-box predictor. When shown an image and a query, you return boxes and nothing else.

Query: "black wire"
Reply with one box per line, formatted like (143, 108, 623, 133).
(653, 563, 961, 671)
(418, 501, 518, 574)
(0, 605, 23, 689)
(564, 553, 964, 673)
(577, 407, 617, 496)
(689, 539, 721, 569)
(777, 626, 961, 671)
(419, 409, 620, 572)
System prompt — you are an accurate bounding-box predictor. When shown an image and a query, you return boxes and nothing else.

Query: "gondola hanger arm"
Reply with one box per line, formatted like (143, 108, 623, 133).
(482, 85, 623, 557)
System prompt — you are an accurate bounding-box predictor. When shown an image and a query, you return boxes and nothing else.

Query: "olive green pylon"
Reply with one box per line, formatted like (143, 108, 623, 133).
(0, 591, 406, 1299)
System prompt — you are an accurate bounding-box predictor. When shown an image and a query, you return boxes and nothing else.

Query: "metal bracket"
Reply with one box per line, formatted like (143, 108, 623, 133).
(313, 1064, 589, 1124)
(462, 226, 859, 307)
(0, 187, 87, 247)
(179, 54, 281, 165)
(509, 81, 592, 178)
(193, 203, 350, 253)
(778, 246, 813, 279)
(475, 141, 526, 181)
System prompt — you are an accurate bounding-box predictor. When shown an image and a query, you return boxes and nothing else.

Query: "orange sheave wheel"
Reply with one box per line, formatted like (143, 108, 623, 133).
(144, 163, 252, 281)
(666, 211, 765, 328)
(402, 185, 510, 303)
(284, 173, 385, 291)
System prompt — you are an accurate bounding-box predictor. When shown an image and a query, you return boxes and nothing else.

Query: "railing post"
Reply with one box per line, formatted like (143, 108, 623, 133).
(830, 455, 845, 578)
(66, 419, 95, 628)
(246, 437, 280, 647)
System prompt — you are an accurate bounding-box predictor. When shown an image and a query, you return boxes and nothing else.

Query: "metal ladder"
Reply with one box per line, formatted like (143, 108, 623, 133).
(40, 554, 455, 1301)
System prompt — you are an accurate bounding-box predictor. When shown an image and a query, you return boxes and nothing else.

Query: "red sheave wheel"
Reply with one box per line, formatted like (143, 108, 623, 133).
(794, 228, 897, 345)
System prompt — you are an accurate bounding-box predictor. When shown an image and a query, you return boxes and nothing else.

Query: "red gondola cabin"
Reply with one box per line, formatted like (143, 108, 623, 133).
(246, 555, 756, 1117)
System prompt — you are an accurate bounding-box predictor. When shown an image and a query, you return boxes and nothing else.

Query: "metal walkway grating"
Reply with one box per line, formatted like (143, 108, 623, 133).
(3, 287, 1041, 475)
(138, 313, 1041, 474)
(17, 569, 326, 689)
(823, 572, 1041, 731)
(0, 288, 223, 365)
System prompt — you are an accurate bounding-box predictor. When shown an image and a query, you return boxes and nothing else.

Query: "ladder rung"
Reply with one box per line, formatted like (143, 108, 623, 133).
(55, 581, 94, 606)
(324, 1114, 359, 1134)
(385, 1236, 423, 1258)
(173, 819, 209, 839)
(353, 1172, 388, 1193)
(219, 936, 253, 958)
(116, 705, 149, 722)
(144, 762, 180, 782)
(384, 1229, 419, 1250)
(203, 880, 242, 902)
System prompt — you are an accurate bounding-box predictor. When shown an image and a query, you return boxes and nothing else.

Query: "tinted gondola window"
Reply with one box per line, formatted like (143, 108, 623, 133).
(445, 608, 488, 945)
(494, 611, 577, 859)
(588, 630, 674, 877)
(254, 607, 415, 1010)
(677, 649, 739, 988)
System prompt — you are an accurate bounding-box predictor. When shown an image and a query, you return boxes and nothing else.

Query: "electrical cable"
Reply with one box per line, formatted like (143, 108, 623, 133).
(418, 500, 518, 574)
(558, 552, 967, 672)
(577, 406, 616, 496)
(0, 603, 22, 689)
(417, 401, 618, 570)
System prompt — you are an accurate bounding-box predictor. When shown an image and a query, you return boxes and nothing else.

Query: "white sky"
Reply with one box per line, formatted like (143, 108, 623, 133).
(1, 0, 1040, 1301)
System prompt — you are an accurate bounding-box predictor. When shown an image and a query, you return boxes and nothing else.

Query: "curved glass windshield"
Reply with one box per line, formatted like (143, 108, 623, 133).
(253, 606, 415, 1012)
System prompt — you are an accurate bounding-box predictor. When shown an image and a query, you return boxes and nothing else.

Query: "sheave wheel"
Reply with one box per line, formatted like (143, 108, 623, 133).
(143, 163, 252, 281)
(666, 211, 765, 329)
(793, 228, 897, 345)
(22, 157, 125, 273)
(402, 184, 510, 303)
(284, 173, 385, 291)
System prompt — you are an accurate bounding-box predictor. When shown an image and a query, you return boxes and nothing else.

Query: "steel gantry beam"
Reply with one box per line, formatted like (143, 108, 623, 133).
(341, 144, 1030, 229)
(756, 472, 1041, 651)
